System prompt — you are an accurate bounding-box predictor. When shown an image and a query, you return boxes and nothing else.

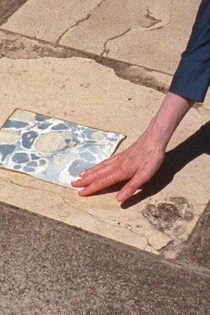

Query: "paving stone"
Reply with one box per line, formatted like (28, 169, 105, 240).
(1, 0, 103, 43)
(0, 2, 209, 312)
(61, 0, 200, 73)
(178, 201, 210, 271)
(1, 0, 201, 73)
(0, 0, 28, 25)
(0, 56, 209, 258)
(0, 202, 210, 315)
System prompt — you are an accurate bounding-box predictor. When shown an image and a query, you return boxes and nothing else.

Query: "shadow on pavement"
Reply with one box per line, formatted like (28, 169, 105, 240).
(121, 120, 210, 209)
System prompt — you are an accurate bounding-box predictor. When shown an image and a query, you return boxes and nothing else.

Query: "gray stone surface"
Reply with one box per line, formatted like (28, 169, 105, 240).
(0, 202, 210, 315)
(178, 201, 210, 270)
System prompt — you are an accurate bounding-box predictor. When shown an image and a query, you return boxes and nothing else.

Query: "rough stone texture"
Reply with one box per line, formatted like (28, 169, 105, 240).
(178, 201, 210, 270)
(0, 56, 209, 257)
(0, 202, 210, 315)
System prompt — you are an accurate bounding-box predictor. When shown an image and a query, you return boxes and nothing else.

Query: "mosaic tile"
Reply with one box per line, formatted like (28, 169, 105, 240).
(0, 109, 125, 188)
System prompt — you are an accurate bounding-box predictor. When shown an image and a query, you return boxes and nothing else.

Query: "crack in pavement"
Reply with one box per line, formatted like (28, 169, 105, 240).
(0, 175, 165, 252)
(56, 0, 107, 45)
(0, 175, 150, 244)
(1, 176, 210, 276)
(101, 27, 131, 57)
(0, 29, 171, 95)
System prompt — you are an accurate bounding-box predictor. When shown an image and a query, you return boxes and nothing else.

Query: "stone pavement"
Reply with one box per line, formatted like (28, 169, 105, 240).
(1, 202, 210, 315)
(0, 1, 210, 313)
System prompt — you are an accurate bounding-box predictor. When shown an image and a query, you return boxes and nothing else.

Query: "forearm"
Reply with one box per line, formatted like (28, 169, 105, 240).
(141, 92, 195, 150)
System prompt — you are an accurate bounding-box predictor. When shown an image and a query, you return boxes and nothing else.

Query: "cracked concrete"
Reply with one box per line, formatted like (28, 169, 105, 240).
(0, 0, 209, 258)
(0, 29, 172, 95)
(1, 0, 200, 74)
(56, 0, 107, 45)
(0, 55, 209, 257)
(0, 0, 28, 25)
(0, 2, 210, 313)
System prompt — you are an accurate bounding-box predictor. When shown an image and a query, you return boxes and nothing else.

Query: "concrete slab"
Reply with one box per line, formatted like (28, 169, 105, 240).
(1, 0, 201, 74)
(1, 202, 210, 315)
(178, 201, 210, 270)
(0, 0, 28, 25)
(61, 0, 200, 74)
(0, 56, 209, 257)
(1, 0, 103, 42)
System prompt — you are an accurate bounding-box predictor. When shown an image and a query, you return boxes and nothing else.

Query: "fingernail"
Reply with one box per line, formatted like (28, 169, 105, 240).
(116, 193, 124, 202)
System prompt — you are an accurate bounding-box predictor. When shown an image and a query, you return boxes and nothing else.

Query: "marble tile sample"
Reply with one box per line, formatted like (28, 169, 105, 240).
(0, 109, 125, 187)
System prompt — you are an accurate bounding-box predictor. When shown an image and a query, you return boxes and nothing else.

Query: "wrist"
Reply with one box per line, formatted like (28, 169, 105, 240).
(142, 92, 195, 149)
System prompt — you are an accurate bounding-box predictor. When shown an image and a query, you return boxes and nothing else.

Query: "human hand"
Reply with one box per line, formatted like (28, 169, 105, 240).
(72, 131, 166, 202)
(72, 93, 194, 202)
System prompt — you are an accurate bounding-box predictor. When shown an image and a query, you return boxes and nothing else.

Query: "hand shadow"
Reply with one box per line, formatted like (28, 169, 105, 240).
(121, 120, 210, 209)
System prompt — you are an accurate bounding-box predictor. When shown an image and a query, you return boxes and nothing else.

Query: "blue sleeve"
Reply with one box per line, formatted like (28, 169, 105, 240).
(169, 0, 210, 102)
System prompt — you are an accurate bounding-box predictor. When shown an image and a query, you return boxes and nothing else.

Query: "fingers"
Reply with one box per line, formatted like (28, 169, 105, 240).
(71, 139, 166, 202)
(79, 154, 119, 177)
(116, 179, 139, 202)
(116, 170, 146, 202)
(76, 168, 125, 196)
(72, 155, 132, 196)
(72, 155, 121, 188)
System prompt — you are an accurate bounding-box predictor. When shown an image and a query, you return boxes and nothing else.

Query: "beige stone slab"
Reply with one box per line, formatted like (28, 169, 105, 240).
(0, 57, 209, 257)
(60, 0, 200, 73)
(1, 0, 102, 42)
(102, 0, 201, 74)
(1, 0, 201, 74)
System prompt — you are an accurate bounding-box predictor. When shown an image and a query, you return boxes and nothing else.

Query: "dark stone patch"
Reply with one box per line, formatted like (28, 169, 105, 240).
(38, 159, 46, 166)
(23, 166, 35, 173)
(142, 197, 195, 257)
(169, 196, 194, 221)
(143, 203, 179, 231)
(12, 152, 29, 164)
(22, 131, 38, 149)
(35, 114, 50, 122)
(31, 153, 40, 160)
(38, 123, 52, 130)
(80, 128, 94, 138)
(143, 197, 194, 232)
(13, 165, 21, 170)
(68, 159, 94, 176)
(3, 120, 28, 129)
(51, 123, 69, 130)
(0, 144, 16, 161)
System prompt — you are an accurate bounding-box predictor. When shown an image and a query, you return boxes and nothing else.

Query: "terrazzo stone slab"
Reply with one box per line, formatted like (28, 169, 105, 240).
(0, 56, 209, 257)
(0, 109, 124, 188)
(1, 0, 201, 74)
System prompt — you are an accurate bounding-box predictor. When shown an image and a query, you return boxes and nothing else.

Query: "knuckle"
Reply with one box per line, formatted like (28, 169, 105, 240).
(125, 180, 138, 192)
